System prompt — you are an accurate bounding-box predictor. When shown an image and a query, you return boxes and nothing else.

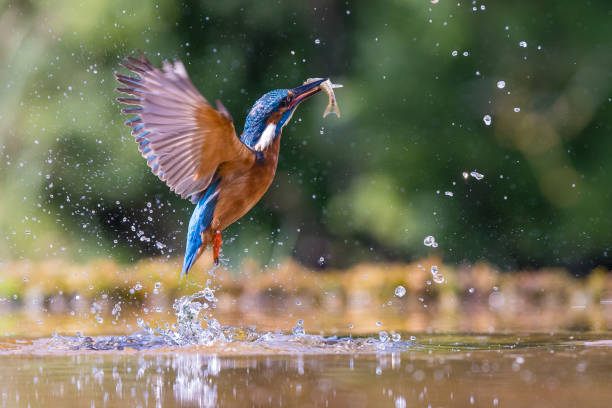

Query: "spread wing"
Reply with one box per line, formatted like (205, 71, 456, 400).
(115, 55, 254, 203)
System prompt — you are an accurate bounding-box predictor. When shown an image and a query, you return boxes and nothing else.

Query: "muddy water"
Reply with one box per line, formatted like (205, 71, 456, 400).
(1, 333, 610, 407)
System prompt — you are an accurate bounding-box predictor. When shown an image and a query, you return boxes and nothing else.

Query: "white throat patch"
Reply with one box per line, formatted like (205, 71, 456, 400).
(254, 122, 277, 151)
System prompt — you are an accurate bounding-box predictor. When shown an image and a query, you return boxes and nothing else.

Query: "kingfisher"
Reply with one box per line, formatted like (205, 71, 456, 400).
(115, 55, 336, 277)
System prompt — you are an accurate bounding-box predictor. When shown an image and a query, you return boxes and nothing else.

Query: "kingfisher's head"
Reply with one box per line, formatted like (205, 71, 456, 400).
(241, 78, 328, 151)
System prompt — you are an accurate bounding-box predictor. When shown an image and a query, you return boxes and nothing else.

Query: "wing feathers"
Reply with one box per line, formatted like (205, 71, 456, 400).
(115, 54, 254, 202)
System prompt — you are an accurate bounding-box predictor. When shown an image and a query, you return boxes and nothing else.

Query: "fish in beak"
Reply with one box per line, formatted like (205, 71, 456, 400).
(288, 78, 328, 109)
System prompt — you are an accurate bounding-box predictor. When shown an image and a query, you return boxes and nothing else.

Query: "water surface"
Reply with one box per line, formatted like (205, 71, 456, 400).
(1, 332, 610, 407)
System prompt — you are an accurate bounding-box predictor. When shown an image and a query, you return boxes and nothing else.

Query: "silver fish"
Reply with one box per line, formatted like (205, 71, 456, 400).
(304, 77, 343, 118)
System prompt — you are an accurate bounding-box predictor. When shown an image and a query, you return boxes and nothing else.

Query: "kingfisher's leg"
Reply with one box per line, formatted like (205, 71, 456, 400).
(212, 230, 223, 265)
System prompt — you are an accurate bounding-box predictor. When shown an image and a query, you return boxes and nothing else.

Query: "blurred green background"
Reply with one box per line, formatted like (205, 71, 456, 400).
(1, 0, 611, 273)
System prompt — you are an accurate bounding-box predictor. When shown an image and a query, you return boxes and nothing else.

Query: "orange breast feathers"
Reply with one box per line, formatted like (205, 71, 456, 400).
(213, 135, 282, 231)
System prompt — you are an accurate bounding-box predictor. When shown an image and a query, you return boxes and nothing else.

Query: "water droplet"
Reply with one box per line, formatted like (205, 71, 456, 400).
(376, 321, 382, 327)
(378, 331, 389, 342)
(394, 285, 406, 297)
(134, 282, 143, 291)
(203, 287, 216, 303)
(409, 335, 417, 341)
(519, 41, 528, 48)
(391, 332, 401, 342)
(314, 38, 321, 45)
(468, 287, 475, 294)
(292, 322, 305, 336)
(317, 256, 325, 266)
(395, 397, 407, 408)
(514, 107, 521, 112)
(462, 51, 469, 56)
(483, 114, 492, 126)
(430, 0, 439, 4)
(432, 273, 445, 284)
(451, 50, 458, 56)
(497, 80, 506, 89)
(470, 171, 484, 180)
(424, 235, 436, 247)
(444, 191, 454, 197)
(111, 303, 121, 316)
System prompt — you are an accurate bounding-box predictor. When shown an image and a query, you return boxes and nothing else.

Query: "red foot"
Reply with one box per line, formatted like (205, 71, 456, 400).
(212, 230, 222, 265)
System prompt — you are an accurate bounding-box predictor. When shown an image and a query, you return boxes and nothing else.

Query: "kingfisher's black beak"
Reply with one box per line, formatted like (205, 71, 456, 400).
(288, 78, 328, 109)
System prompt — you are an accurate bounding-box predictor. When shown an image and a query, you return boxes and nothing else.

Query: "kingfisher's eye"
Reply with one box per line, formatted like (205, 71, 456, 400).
(280, 97, 291, 108)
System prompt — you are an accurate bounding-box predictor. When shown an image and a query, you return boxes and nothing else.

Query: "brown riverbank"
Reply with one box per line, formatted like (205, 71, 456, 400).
(1, 258, 610, 336)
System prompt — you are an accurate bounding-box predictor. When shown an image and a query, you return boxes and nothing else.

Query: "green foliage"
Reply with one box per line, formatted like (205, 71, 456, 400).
(0, 0, 611, 271)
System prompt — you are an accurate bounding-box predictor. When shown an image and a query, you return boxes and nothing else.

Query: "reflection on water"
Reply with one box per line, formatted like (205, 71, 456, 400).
(0, 334, 611, 407)
(173, 354, 219, 407)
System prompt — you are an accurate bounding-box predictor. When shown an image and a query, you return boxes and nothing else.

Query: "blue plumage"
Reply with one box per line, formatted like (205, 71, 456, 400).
(241, 89, 290, 148)
(276, 107, 296, 132)
(181, 179, 221, 278)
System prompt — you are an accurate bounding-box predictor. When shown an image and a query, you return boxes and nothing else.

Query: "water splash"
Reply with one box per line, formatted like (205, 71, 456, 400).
(138, 286, 232, 346)
(37, 281, 423, 353)
(53, 286, 420, 353)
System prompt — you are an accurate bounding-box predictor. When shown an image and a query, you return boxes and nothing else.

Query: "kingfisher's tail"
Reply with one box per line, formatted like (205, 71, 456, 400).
(181, 244, 201, 279)
(180, 180, 220, 279)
